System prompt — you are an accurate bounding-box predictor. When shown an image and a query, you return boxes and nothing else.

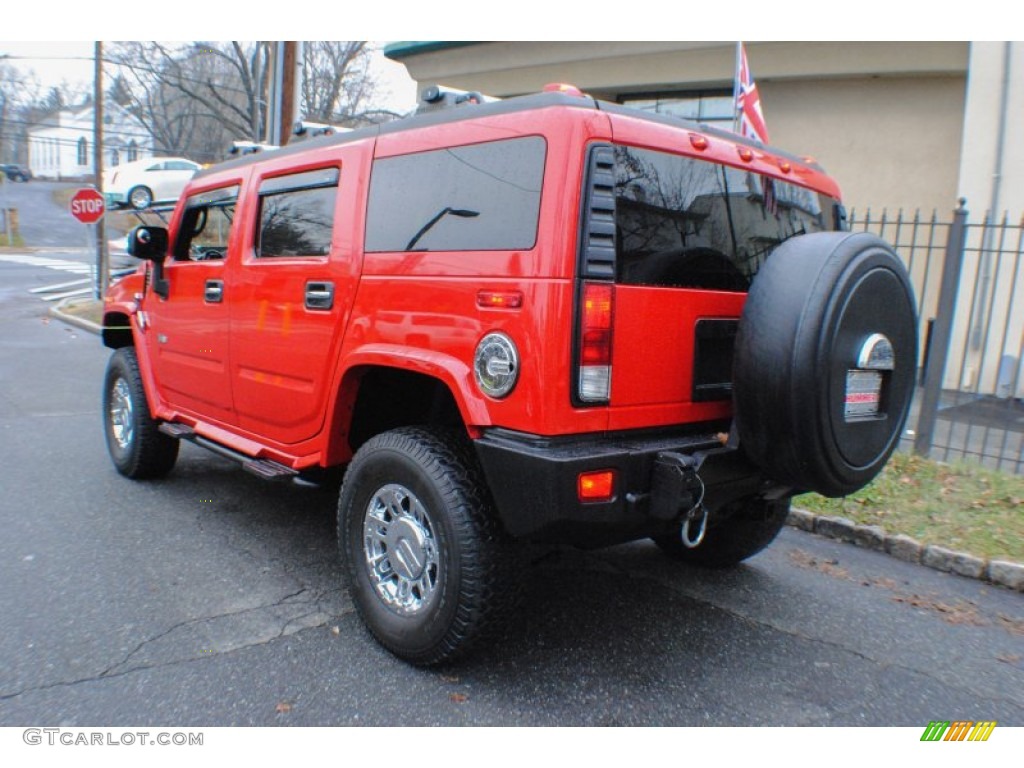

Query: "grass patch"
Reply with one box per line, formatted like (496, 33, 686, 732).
(58, 299, 104, 326)
(795, 452, 1024, 563)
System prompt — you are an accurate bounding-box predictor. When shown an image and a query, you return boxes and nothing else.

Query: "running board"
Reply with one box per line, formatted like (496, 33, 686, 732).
(158, 422, 301, 483)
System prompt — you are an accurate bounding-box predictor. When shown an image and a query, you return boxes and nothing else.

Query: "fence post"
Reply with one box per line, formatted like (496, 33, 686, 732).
(914, 199, 969, 456)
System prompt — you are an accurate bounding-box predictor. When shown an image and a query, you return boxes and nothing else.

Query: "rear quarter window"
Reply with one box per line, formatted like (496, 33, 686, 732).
(365, 136, 546, 252)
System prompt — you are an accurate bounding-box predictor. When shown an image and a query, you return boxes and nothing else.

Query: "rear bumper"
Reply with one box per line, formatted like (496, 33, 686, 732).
(473, 426, 768, 546)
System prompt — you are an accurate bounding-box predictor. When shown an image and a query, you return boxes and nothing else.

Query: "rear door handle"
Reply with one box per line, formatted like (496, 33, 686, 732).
(305, 281, 334, 310)
(204, 279, 224, 303)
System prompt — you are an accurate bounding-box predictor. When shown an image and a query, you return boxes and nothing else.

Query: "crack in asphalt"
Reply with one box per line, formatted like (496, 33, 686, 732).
(0, 587, 351, 703)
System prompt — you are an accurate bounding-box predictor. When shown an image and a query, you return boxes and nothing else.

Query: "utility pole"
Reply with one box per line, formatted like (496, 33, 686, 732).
(280, 41, 299, 146)
(93, 41, 108, 298)
(266, 41, 302, 146)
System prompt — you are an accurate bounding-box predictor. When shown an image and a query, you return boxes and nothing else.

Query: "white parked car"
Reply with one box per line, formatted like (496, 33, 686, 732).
(103, 157, 201, 210)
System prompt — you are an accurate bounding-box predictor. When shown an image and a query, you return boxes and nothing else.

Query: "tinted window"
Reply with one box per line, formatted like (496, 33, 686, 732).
(173, 185, 240, 261)
(365, 136, 546, 252)
(257, 169, 339, 258)
(614, 145, 833, 291)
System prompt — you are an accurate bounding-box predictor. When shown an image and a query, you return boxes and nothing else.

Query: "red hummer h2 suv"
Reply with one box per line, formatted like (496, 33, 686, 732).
(101, 85, 917, 665)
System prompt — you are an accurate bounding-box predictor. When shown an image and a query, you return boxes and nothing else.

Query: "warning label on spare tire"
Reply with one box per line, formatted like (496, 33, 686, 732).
(845, 370, 883, 419)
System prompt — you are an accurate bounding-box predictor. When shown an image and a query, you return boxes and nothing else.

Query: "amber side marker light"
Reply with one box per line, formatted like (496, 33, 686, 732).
(578, 470, 616, 502)
(689, 134, 709, 151)
(737, 147, 754, 163)
(477, 290, 523, 309)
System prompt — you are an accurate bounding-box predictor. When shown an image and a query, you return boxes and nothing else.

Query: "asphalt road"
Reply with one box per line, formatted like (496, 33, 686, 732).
(1, 254, 1022, 727)
(0, 179, 90, 249)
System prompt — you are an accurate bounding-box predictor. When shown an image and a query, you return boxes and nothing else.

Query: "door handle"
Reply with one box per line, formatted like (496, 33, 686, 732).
(305, 281, 334, 310)
(204, 279, 224, 303)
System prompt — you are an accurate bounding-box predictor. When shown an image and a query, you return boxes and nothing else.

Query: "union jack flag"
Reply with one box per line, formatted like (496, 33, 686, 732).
(734, 42, 769, 144)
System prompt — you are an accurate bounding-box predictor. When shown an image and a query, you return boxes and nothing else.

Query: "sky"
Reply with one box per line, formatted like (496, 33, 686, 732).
(0, 41, 419, 115)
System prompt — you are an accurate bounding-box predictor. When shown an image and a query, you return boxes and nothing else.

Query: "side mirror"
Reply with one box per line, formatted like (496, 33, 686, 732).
(127, 226, 169, 262)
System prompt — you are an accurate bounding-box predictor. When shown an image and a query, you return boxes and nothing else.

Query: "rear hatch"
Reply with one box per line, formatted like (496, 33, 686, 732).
(574, 117, 843, 431)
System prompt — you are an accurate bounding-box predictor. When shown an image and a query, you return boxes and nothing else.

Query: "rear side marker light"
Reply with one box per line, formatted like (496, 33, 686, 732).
(578, 282, 614, 403)
(477, 290, 523, 309)
(578, 470, 615, 502)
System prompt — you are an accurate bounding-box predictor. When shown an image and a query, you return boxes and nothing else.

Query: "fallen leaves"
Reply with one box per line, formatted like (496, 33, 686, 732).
(787, 549, 850, 580)
(449, 693, 468, 704)
(275, 701, 292, 714)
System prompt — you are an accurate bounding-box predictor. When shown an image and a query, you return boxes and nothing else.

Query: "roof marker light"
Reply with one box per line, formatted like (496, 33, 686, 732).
(544, 83, 584, 97)
(737, 147, 754, 163)
(689, 134, 709, 151)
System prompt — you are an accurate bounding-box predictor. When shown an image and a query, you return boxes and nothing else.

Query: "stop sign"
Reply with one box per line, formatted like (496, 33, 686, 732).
(70, 188, 105, 224)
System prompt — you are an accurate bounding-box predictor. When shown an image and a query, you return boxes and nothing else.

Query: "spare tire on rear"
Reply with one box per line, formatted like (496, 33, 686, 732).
(733, 232, 917, 498)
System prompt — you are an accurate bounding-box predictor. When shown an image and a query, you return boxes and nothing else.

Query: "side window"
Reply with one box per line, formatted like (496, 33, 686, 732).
(365, 136, 546, 252)
(173, 185, 240, 262)
(257, 168, 339, 258)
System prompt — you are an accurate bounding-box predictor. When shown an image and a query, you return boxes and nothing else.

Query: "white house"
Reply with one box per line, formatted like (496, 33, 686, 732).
(28, 103, 153, 180)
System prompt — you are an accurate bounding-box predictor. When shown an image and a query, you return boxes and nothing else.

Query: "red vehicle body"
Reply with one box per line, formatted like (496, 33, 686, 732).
(101, 87, 916, 664)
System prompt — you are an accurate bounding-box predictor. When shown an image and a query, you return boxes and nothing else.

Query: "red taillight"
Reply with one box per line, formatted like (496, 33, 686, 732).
(578, 282, 614, 403)
(578, 470, 616, 502)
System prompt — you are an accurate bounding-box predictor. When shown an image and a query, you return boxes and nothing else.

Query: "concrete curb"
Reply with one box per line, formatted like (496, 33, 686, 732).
(49, 298, 102, 335)
(787, 508, 1024, 592)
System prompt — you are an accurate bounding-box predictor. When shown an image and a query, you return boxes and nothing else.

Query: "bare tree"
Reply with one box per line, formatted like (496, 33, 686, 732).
(107, 41, 389, 162)
(107, 41, 272, 163)
(302, 42, 393, 126)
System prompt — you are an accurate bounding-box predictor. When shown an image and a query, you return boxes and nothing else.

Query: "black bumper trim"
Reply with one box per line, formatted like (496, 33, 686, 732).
(473, 426, 764, 545)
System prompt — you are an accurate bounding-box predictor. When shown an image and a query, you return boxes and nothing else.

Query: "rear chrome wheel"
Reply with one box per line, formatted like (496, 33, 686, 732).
(338, 427, 519, 666)
(362, 483, 441, 616)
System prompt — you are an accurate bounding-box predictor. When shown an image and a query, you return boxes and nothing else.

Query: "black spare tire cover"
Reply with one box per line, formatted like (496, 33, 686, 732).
(733, 232, 917, 497)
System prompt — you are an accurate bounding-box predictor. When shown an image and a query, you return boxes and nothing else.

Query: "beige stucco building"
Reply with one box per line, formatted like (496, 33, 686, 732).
(386, 41, 1022, 224)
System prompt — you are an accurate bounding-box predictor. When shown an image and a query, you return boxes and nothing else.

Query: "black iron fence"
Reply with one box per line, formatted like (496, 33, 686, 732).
(850, 201, 1024, 473)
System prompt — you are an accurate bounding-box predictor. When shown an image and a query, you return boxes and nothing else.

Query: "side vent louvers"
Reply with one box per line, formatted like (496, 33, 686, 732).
(579, 145, 616, 279)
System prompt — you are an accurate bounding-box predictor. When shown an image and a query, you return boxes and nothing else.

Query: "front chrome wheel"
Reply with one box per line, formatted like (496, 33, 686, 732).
(363, 483, 440, 616)
(109, 377, 135, 450)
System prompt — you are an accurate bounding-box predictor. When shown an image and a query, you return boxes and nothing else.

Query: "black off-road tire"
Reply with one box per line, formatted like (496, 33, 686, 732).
(653, 497, 790, 569)
(338, 427, 519, 666)
(103, 347, 179, 479)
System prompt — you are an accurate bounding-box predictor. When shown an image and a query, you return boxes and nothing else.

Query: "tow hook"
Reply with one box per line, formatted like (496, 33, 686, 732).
(681, 501, 708, 549)
(651, 450, 709, 548)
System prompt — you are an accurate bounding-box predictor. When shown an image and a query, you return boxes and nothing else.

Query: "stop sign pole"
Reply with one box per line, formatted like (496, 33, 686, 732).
(69, 187, 106, 298)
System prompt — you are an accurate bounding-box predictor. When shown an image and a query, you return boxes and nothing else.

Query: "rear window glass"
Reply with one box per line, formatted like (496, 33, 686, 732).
(365, 136, 546, 252)
(614, 145, 834, 291)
